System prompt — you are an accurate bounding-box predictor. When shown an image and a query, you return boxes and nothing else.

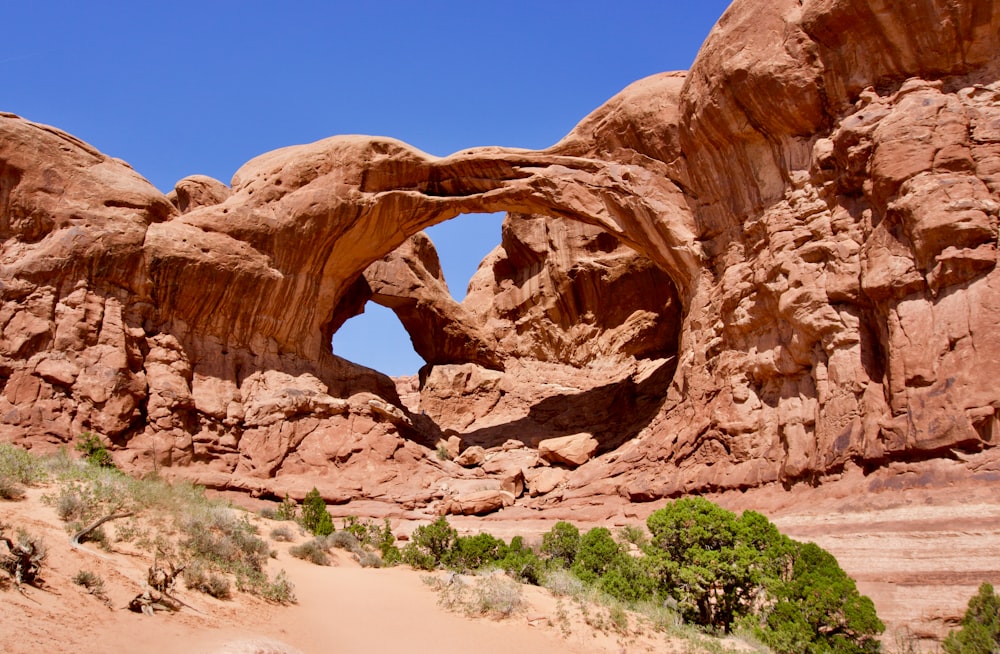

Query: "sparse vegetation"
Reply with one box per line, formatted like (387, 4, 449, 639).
(0, 442, 885, 651)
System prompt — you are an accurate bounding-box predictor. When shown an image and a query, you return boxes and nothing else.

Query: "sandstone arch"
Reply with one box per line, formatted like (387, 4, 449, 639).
(145, 134, 702, 365)
(2, 0, 1000, 516)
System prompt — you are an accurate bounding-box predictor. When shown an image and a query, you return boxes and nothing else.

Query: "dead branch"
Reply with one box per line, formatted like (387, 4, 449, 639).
(70, 511, 134, 547)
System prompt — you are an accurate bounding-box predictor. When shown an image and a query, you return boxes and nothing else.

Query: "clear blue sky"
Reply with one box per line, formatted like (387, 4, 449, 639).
(5, 1, 729, 376)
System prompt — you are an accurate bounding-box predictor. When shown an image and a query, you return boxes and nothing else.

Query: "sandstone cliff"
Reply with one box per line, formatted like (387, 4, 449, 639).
(2, 0, 1000, 517)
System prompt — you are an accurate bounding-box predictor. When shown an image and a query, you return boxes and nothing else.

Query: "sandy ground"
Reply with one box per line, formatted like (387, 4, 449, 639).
(4, 460, 1000, 653)
(0, 488, 713, 654)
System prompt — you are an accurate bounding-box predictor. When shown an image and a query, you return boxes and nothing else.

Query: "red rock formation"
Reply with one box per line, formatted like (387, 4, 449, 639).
(2, 0, 1000, 525)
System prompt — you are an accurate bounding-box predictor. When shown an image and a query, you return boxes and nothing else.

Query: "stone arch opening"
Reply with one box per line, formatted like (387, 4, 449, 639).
(323, 201, 685, 455)
(330, 212, 506, 377)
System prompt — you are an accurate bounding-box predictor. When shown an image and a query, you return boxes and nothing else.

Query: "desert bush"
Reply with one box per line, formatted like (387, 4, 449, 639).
(435, 572, 523, 619)
(269, 525, 295, 542)
(0, 444, 45, 499)
(75, 432, 115, 468)
(468, 573, 523, 618)
(73, 569, 106, 595)
(182, 562, 233, 600)
(357, 550, 382, 568)
(436, 443, 453, 461)
(942, 582, 1000, 654)
(256, 569, 296, 604)
(0, 477, 25, 501)
(300, 488, 334, 536)
(543, 567, 586, 597)
(324, 530, 361, 553)
(541, 521, 580, 567)
(289, 538, 331, 566)
(180, 506, 269, 575)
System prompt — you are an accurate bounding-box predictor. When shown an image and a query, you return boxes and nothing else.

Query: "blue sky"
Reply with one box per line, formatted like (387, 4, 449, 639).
(5, 1, 729, 376)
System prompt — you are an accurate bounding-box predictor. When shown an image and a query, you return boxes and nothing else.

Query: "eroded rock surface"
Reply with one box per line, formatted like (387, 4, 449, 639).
(2, 0, 1000, 526)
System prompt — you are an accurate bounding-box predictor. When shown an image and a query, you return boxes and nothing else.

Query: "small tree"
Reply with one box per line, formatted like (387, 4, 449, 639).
(763, 541, 884, 654)
(943, 582, 1000, 654)
(541, 521, 580, 568)
(402, 516, 456, 570)
(300, 488, 334, 536)
(646, 497, 795, 631)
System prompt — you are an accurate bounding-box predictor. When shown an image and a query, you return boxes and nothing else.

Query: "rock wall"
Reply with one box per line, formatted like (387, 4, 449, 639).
(2, 0, 1000, 512)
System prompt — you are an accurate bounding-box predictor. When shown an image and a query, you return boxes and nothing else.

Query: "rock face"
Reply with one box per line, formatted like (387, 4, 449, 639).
(2, 0, 1000, 523)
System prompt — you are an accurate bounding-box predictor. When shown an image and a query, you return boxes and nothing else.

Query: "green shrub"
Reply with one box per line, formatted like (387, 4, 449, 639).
(541, 521, 580, 567)
(646, 498, 792, 631)
(450, 532, 508, 572)
(404, 516, 457, 570)
(401, 541, 437, 570)
(942, 582, 1000, 654)
(571, 527, 622, 585)
(300, 488, 334, 536)
(498, 536, 545, 585)
(75, 432, 115, 468)
(761, 541, 884, 654)
(598, 555, 658, 603)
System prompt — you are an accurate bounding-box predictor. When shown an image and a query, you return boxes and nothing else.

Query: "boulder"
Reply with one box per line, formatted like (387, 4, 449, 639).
(538, 434, 599, 468)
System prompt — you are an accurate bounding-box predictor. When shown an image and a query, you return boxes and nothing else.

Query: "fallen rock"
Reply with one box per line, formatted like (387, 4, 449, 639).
(526, 467, 568, 496)
(454, 446, 486, 467)
(442, 490, 515, 516)
(538, 433, 599, 468)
